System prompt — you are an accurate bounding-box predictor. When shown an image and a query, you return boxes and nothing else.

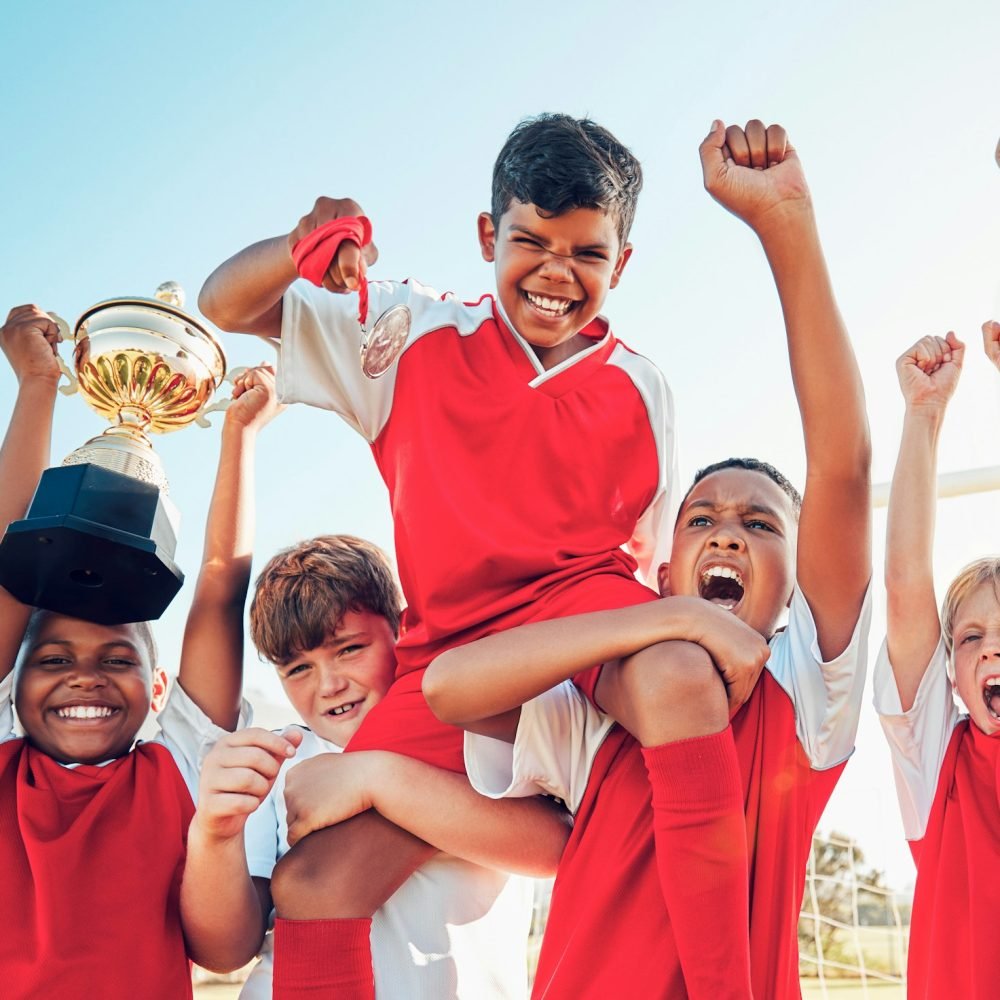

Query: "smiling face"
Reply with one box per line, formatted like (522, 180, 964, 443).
(14, 612, 164, 765)
(664, 467, 798, 639)
(948, 582, 1000, 736)
(478, 201, 631, 368)
(275, 609, 397, 746)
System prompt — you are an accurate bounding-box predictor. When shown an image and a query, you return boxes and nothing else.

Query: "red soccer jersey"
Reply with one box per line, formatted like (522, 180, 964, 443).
(467, 586, 871, 999)
(0, 739, 195, 1000)
(905, 721, 1000, 999)
(278, 280, 678, 678)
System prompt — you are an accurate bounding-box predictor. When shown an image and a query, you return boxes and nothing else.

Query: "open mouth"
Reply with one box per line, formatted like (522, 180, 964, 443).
(983, 676, 1000, 721)
(523, 290, 576, 319)
(698, 565, 745, 612)
(53, 704, 119, 722)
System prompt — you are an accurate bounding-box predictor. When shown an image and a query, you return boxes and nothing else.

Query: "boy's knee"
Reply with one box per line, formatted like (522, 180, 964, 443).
(604, 640, 728, 745)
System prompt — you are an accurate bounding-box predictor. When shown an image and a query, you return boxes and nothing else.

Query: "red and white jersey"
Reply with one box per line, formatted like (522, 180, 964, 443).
(277, 280, 678, 676)
(874, 639, 1000, 998)
(466, 585, 871, 1000)
(873, 638, 962, 841)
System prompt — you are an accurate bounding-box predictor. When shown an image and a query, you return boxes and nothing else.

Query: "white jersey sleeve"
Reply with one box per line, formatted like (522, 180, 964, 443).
(607, 345, 680, 589)
(873, 636, 962, 841)
(0, 670, 14, 742)
(277, 279, 493, 443)
(151, 680, 252, 802)
(465, 681, 614, 815)
(766, 582, 873, 770)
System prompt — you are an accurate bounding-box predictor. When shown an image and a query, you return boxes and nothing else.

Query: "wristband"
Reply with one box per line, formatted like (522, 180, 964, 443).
(291, 216, 373, 325)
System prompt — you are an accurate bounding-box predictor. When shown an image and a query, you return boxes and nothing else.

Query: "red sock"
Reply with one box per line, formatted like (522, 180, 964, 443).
(273, 917, 374, 999)
(642, 727, 752, 1000)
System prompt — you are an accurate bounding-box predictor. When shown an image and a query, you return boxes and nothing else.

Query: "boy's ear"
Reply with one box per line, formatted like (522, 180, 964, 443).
(150, 666, 168, 713)
(656, 561, 671, 597)
(609, 243, 633, 290)
(478, 212, 497, 262)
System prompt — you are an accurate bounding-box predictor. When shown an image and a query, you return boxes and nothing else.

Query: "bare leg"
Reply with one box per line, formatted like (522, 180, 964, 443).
(271, 810, 437, 919)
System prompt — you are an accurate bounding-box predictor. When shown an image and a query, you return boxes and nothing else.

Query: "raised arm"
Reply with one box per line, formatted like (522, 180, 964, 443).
(700, 120, 871, 658)
(176, 366, 281, 729)
(198, 197, 377, 338)
(282, 749, 570, 877)
(0, 306, 62, 677)
(423, 595, 769, 738)
(181, 726, 302, 971)
(884, 334, 964, 710)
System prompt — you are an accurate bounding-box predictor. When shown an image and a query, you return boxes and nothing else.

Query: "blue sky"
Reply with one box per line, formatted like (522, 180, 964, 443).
(2, 0, 999, 885)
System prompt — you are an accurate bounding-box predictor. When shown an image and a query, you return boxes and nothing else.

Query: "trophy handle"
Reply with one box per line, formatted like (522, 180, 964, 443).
(193, 336, 281, 428)
(192, 366, 250, 428)
(47, 313, 79, 397)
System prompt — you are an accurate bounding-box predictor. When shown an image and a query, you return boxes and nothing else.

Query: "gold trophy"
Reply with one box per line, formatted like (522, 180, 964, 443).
(0, 282, 227, 624)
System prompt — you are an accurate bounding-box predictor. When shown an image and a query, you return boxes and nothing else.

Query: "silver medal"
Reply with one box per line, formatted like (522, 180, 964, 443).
(360, 303, 411, 379)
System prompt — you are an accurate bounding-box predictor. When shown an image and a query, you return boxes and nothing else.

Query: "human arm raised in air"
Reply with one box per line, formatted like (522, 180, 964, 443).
(198, 197, 378, 339)
(884, 333, 965, 710)
(0, 306, 63, 679)
(176, 365, 281, 730)
(699, 119, 871, 660)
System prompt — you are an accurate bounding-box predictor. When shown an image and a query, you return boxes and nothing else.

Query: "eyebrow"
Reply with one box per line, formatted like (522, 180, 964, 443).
(684, 499, 783, 520)
(507, 224, 610, 253)
(30, 639, 142, 655)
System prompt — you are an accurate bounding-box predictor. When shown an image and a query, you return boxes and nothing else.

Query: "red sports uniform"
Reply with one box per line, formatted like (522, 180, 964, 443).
(467, 586, 872, 999)
(876, 639, 1000, 999)
(0, 674, 243, 1000)
(277, 279, 677, 771)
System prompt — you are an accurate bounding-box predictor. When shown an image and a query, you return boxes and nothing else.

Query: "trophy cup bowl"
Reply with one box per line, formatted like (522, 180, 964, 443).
(0, 283, 227, 625)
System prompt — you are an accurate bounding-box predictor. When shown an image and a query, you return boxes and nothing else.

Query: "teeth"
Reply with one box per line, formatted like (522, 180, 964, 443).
(57, 705, 114, 720)
(701, 565, 744, 587)
(330, 702, 358, 716)
(525, 291, 572, 316)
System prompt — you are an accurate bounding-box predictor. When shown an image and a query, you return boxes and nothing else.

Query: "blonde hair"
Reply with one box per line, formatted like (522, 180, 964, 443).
(250, 535, 401, 664)
(940, 557, 1000, 678)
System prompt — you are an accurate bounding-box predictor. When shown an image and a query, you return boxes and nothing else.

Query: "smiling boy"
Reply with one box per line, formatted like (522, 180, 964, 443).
(181, 534, 566, 999)
(0, 309, 269, 999)
(200, 113, 677, 995)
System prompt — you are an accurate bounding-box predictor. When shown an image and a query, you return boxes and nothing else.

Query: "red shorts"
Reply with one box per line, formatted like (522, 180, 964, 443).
(344, 668, 466, 773)
(344, 573, 659, 773)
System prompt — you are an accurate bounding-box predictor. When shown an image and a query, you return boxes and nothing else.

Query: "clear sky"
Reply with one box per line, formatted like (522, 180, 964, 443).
(2, 0, 998, 887)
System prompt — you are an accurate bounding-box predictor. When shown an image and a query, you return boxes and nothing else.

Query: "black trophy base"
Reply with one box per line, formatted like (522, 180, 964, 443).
(0, 464, 184, 625)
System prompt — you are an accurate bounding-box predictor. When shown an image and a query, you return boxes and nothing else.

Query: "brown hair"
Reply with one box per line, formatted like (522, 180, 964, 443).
(249, 535, 401, 664)
(941, 557, 1000, 677)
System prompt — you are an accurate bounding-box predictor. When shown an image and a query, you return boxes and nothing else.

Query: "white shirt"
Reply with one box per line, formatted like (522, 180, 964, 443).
(873, 637, 963, 841)
(241, 726, 533, 1000)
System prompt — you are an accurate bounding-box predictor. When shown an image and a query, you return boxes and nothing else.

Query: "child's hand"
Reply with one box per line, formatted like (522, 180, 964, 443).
(225, 364, 284, 431)
(284, 750, 383, 847)
(699, 120, 811, 234)
(288, 196, 379, 294)
(684, 599, 771, 714)
(671, 596, 770, 713)
(896, 332, 964, 410)
(981, 320, 1000, 372)
(0, 305, 63, 385)
(192, 727, 302, 842)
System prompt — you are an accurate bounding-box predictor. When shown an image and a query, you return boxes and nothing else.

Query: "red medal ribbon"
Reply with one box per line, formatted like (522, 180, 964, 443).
(291, 216, 373, 325)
